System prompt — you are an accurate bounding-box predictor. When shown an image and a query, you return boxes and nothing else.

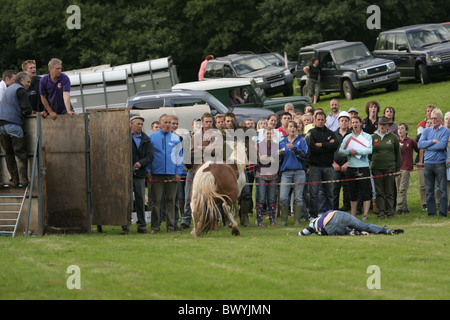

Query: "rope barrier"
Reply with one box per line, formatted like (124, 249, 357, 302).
(146, 166, 429, 186)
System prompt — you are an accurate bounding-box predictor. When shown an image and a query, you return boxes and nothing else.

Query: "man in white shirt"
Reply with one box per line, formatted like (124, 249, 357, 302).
(326, 99, 342, 131)
(0, 70, 17, 104)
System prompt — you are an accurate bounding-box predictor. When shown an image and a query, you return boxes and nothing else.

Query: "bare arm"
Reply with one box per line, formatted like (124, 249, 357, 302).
(40, 94, 57, 120)
(63, 91, 75, 116)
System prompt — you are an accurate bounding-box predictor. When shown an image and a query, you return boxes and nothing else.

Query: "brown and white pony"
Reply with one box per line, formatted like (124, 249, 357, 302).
(190, 162, 240, 236)
(190, 134, 248, 237)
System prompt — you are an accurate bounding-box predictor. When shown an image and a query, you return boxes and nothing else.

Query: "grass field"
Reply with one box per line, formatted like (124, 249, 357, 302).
(1, 78, 449, 301)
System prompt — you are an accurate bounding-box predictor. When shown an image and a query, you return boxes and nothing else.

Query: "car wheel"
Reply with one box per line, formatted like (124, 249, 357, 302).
(283, 85, 294, 96)
(417, 64, 431, 85)
(342, 79, 358, 100)
(386, 80, 398, 92)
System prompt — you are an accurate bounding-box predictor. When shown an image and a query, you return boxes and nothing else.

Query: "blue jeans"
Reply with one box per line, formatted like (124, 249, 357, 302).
(324, 211, 387, 235)
(424, 163, 448, 217)
(308, 166, 334, 217)
(256, 177, 278, 206)
(280, 170, 305, 206)
(0, 124, 24, 138)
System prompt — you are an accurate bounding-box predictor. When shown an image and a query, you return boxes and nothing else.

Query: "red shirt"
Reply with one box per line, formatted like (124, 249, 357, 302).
(276, 126, 287, 137)
(399, 136, 419, 170)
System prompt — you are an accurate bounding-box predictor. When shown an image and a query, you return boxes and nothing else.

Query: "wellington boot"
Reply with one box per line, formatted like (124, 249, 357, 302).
(294, 206, 303, 226)
(268, 203, 277, 226)
(256, 205, 264, 227)
(239, 199, 251, 227)
(280, 206, 289, 226)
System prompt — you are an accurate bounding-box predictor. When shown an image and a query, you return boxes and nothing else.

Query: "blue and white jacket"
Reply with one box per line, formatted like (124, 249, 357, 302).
(279, 135, 308, 172)
(148, 129, 183, 176)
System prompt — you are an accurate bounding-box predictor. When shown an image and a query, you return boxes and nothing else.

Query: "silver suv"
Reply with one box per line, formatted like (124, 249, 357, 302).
(203, 53, 294, 96)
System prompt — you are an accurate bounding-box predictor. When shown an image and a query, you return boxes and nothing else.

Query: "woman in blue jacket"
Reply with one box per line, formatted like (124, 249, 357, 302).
(279, 121, 308, 226)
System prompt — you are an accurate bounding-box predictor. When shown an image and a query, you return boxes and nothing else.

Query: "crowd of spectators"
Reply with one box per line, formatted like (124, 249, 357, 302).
(1, 59, 448, 234)
(130, 100, 449, 233)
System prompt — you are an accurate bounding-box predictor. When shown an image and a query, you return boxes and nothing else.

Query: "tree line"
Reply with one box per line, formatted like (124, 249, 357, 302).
(1, 0, 448, 81)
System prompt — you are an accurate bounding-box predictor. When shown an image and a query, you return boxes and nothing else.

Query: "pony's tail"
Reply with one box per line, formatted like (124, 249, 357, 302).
(192, 171, 231, 237)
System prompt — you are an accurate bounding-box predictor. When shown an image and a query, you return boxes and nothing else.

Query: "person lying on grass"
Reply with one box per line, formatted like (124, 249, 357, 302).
(298, 210, 404, 236)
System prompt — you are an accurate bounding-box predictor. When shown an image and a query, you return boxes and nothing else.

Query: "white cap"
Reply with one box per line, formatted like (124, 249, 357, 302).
(338, 111, 350, 120)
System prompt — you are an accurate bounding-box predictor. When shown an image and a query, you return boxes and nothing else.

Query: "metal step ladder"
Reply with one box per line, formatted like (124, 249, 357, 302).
(0, 186, 29, 237)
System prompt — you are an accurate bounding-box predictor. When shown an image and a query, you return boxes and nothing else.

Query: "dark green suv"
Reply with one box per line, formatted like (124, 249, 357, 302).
(373, 24, 450, 84)
(295, 40, 401, 100)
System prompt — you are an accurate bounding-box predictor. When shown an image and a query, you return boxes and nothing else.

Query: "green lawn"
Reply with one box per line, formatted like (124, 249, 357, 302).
(1, 212, 449, 300)
(1, 78, 449, 300)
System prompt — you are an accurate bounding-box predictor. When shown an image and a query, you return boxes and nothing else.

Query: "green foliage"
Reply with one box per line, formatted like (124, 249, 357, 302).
(0, 0, 449, 79)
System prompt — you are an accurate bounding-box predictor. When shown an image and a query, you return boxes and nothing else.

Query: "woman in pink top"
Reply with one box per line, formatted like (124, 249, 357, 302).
(198, 55, 214, 81)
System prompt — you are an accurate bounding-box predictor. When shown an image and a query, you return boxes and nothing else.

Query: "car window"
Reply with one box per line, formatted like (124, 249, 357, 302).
(386, 34, 395, 50)
(299, 53, 314, 66)
(332, 43, 372, 64)
(319, 51, 333, 67)
(406, 25, 450, 49)
(132, 99, 165, 109)
(395, 33, 408, 50)
(204, 63, 214, 78)
(261, 54, 277, 64)
(262, 53, 284, 67)
(213, 64, 223, 77)
(237, 87, 255, 103)
(172, 98, 208, 107)
(376, 34, 387, 50)
(232, 56, 272, 76)
(223, 65, 234, 77)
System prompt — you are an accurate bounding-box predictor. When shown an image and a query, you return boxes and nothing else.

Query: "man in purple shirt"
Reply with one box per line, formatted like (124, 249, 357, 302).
(40, 58, 75, 120)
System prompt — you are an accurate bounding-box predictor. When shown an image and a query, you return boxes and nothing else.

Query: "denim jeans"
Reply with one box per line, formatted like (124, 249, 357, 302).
(279, 169, 305, 206)
(424, 163, 448, 217)
(0, 124, 24, 138)
(308, 166, 334, 217)
(324, 211, 387, 235)
(256, 177, 278, 206)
